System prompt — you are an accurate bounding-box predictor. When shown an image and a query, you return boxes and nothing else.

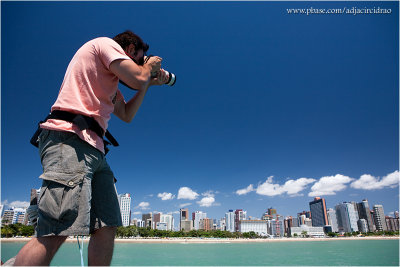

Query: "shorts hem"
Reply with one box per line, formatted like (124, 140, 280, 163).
(37, 227, 90, 237)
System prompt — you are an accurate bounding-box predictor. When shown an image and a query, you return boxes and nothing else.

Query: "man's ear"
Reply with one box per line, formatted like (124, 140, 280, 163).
(126, 43, 136, 54)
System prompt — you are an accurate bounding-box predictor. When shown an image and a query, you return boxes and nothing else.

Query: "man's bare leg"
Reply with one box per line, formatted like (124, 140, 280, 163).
(14, 236, 67, 266)
(88, 226, 117, 266)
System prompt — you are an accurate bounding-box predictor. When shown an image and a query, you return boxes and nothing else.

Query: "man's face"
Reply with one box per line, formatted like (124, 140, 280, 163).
(126, 45, 145, 66)
(133, 49, 145, 66)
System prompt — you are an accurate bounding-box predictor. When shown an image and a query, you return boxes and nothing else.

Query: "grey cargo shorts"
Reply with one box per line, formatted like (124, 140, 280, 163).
(36, 129, 122, 237)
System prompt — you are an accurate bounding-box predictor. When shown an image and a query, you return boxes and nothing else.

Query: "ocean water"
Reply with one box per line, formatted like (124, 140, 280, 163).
(1, 239, 399, 266)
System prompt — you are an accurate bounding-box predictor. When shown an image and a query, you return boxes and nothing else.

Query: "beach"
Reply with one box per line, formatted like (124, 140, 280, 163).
(2, 236, 398, 243)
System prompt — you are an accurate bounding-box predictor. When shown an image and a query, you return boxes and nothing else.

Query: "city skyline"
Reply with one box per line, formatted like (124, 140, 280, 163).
(2, 190, 398, 235)
(2, 170, 399, 223)
(2, 2, 398, 223)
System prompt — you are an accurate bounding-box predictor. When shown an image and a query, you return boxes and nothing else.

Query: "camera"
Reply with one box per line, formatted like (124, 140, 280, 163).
(147, 55, 176, 86)
(151, 70, 176, 86)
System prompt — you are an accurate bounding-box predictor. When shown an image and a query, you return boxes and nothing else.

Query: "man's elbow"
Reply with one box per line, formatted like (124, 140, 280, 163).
(121, 113, 134, 123)
(124, 117, 134, 123)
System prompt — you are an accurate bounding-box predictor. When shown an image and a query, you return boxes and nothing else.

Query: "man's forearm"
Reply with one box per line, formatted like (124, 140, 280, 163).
(122, 87, 149, 122)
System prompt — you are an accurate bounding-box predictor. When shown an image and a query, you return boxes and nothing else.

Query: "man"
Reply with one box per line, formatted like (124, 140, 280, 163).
(14, 30, 168, 266)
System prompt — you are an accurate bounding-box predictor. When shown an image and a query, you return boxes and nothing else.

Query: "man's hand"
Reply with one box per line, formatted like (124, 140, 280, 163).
(144, 56, 162, 74)
(150, 69, 169, 86)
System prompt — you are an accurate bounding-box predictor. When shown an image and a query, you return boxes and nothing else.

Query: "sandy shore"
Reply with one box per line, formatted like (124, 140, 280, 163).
(1, 236, 398, 243)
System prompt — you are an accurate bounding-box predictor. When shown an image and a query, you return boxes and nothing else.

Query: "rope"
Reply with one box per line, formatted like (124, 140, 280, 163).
(77, 236, 85, 267)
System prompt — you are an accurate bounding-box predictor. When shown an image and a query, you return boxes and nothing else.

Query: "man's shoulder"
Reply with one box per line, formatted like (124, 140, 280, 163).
(90, 37, 118, 46)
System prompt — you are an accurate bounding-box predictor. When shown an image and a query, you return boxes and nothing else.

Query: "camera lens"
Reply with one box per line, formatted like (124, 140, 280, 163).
(165, 71, 176, 86)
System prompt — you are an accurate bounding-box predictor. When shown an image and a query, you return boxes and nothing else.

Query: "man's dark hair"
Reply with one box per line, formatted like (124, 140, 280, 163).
(113, 30, 149, 52)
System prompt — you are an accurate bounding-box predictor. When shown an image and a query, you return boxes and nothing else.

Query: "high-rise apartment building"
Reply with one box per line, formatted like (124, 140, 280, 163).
(225, 210, 235, 232)
(199, 218, 213, 231)
(298, 214, 307, 226)
(180, 208, 192, 231)
(142, 213, 153, 228)
(297, 211, 312, 219)
(335, 202, 358, 233)
(309, 197, 328, 226)
(118, 193, 131, 227)
(192, 211, 207, 230)
(284, 216, 294, 234)
(268, 208, 277, 217)
(335, 202, 359, 233)
(1, 208, 27, 225)
(160, 214, 174, 231)
(385, 216, 399, 231)
(327, 208, 339, 232)
(219, 217, 226, 231)
(235, 209, 247, 232)
(153, 213, 161, 227)
(356, 199, 374, 232)
(270, 216, 284, 237)
(2, 209, 15, 225)
(373, 204, 387, 231)
(357, 219, 368, 233)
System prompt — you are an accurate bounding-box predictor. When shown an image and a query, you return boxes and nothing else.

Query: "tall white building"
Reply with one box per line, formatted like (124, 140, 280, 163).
(118, 193, 131, 227)
(327, 208, 339, 232)
(160, 213, 174, 231)
(225, 210, 235, 232)
(373, 204, 387, 231)
(335, 202, 359, 233)
(192, 211, 207, 230)
(357, 219, 368, 233)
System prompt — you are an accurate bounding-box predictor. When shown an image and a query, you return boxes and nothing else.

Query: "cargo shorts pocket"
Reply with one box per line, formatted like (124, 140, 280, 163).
(38, 179, 83, 224)
(39, 131, 86, 187)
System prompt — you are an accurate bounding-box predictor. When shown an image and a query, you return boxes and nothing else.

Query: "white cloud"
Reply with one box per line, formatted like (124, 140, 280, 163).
(282, 178, 316, 196)
(136, 202, 150, 210)
(179, 203, 192, 208)
(1, 200, 30, 208)
(157, 192, 176, 200)
(309, 174, 353, 197)
(177, 187, 199, 200)
(350, 171, 400, 190)
(256, 176, 284, 196)
(197, 196, 216, 207)
(256, 176, 315, 197)
(236, 184, 254, 195)
(132, 211, 142, 215)
(172, 211, 180, 214)
(202, 190, 216, 197)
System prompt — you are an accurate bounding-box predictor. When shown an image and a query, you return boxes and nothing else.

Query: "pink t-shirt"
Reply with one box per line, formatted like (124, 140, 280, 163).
(40, 37, 130, 153)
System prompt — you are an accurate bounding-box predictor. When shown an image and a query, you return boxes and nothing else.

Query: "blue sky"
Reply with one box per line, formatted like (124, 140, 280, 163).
(1, 1, 399, 228)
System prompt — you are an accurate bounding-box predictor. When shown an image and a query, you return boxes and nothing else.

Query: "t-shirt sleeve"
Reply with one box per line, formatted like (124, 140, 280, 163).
(97, 38, 130, 70)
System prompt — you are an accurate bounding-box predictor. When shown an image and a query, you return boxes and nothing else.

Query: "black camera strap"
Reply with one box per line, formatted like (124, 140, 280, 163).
(30, 110, 119, 154)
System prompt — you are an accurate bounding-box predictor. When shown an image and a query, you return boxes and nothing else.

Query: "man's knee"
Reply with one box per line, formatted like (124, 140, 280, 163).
(92, 226, 117, 237)
(37, 236, 68, 253)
